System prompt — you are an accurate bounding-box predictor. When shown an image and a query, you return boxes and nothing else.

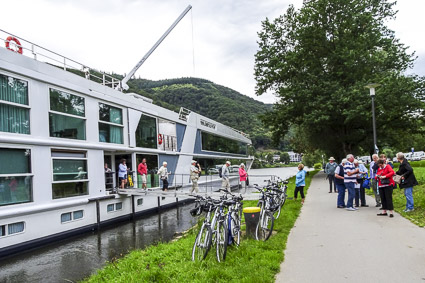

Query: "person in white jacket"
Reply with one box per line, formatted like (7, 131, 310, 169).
(157, 161, 171, 191)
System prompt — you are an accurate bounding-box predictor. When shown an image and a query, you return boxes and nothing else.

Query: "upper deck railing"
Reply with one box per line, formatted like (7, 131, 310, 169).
(0, 29, 121, 89)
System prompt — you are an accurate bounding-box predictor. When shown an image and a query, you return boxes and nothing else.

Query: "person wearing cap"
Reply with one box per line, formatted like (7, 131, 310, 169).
(334, 159, 347, 208)
(157, 161, 171, 191)
(325, 157, 338, 193)
(221, 161, 231, 192)
(190, 160, 200, 194)
(239, 163, 248, 193)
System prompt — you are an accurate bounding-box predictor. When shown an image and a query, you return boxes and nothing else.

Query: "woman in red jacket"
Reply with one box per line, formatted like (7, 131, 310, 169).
(376, 158, 395, 217)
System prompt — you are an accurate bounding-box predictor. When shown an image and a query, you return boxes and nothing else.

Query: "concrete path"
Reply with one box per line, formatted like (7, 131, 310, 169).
(276, 172, 425, 283)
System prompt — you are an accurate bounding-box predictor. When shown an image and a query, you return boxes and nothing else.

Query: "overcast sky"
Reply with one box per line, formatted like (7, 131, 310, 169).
(1, 0, 424, 103)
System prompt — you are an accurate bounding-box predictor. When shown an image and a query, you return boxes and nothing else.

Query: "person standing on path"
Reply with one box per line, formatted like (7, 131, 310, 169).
(334, 158, 347, 208)
(357, 160, 369, 207)
(221, 161, 231, 192)
(137, 158, 148, 190)
(344, 154, 359, 211)
(239, 163, 248, 193)
(189, 160, 200, 194)
(396, 152, 418, 212)
(325, 157, 338, 193)
(294, 164, 306, 204)
(376, 158, 395, 217)
(370, 154, 381, 207)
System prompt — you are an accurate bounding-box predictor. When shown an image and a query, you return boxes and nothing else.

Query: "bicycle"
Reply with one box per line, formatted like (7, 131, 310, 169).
(191, 196, 214, 261)
(220, 189, 243, 246)
(254, 185, 277, 241)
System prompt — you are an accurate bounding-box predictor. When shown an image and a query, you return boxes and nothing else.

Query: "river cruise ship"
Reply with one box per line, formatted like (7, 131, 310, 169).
(0, 31, 252, 257)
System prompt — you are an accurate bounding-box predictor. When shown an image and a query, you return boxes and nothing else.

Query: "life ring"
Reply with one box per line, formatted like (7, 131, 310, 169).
(158, 134, 163, 145)
(5, 36, 23, 54)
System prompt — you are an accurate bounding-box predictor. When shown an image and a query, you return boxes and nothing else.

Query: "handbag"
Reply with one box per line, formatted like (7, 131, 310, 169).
(393, 174, 402, 184)
(246, 176, 249, 186)
(381, 178, 390, 185)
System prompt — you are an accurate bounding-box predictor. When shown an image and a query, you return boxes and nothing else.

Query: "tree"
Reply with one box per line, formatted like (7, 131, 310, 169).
(255, 0, 425, 160)
(280, 152, 290, 164)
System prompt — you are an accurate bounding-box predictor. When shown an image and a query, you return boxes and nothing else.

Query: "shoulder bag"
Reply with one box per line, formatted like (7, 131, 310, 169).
(393, 174, 402, 184)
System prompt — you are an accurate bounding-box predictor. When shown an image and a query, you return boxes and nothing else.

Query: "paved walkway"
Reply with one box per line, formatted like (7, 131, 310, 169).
(276, 172, 425, 283)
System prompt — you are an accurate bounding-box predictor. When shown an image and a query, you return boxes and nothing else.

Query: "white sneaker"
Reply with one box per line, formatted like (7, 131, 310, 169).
(346, 207, 356, 211)
(353, 207, 359, 210)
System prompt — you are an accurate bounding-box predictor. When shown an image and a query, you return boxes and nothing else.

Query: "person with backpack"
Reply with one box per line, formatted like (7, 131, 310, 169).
(396, 152, 418, 212)
(221, 161, 231, 192)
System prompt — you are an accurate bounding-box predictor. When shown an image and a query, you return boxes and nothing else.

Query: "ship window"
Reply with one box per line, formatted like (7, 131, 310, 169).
(107, 204, 114, 212)
(115, 202, 122, 210)
(0, 148, 33, 207)
(0, 73, 30, 134)
(61, 212, 72, 223)
(8, 222, 25, 234)
(51, 149, 88, 199)
(98, 103, 123, 144)
(137, 198, 143, 206)
(158, 119, 177, 151)
(0, 225, 5, 237)
(49, 88, 86, 140)
(135, 115, 157, 149)
(201, 132, 248, 155)
(73, 210, 84, 220)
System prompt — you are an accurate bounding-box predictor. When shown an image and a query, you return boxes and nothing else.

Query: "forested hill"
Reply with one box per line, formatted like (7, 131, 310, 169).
(127, 77, 272, 148)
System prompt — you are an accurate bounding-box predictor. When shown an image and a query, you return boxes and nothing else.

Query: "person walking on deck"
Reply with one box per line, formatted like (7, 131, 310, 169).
(344, 154, 359, 211)
(190, 160, 200, 194)
(370, 154, 381, 207)
(221, 161, 231, 192)
(325, 157, 338, 193)
(137, 158, 148, 190)
(334, 159, 347, 208)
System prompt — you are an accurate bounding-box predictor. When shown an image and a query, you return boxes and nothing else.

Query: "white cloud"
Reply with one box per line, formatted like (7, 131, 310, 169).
(0, 0, 423, 104)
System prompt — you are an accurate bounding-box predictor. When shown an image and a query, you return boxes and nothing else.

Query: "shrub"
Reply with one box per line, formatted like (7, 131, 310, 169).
(314, 163, 322, 170)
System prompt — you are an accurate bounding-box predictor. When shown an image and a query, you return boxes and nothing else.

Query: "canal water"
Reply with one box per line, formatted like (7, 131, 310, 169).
(0, 167, 299, 283)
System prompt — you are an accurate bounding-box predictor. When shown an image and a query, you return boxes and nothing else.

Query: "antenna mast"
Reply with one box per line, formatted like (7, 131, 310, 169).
(119, 5, 192, 91)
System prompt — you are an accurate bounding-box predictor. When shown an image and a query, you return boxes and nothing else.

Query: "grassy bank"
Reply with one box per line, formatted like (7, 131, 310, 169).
(367, 166, 425, 227)
(83, 171, 318, 282)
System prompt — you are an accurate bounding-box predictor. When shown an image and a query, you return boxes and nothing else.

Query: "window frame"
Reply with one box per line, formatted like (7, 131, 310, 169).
(98, 102, 124, 144)
(135, 113, 158, 149)
(0, 146, 34, 207)
(0, 71, 31, 135)
(60, 210, 84, 224)
(200, 131, 248, 156)
(0, 222, 26, 238)
(48, 87, 86, 140)
(51, 148, 89, 199)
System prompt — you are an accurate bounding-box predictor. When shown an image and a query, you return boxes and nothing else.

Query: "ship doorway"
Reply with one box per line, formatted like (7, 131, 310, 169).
(135, 154, 159, 188)
(115, 154, 133, 188)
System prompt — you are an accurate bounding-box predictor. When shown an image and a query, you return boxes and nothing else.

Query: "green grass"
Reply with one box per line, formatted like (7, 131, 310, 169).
(367, 167, 425, 227)
(83, 171, 318, 283)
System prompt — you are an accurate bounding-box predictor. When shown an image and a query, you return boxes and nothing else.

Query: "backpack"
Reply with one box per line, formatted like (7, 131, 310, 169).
(219, 167, 223, 178)
(362, 173, 370, 189)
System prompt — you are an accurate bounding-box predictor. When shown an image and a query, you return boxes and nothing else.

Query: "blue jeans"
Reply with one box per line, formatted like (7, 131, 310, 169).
(404, 187, 414, 210)
(345, 182, 355, 208)
(336, 183, 346, 207)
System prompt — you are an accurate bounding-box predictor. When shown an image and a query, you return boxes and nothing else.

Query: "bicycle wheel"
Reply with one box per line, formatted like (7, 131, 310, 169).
(216, 221, 228, 262)
(280, 187, 287, 207)
(274, 201, 282, 219)
(230, 213, 241, 246)
(256, 211, 274, 241)
(192, 223, 212, 261)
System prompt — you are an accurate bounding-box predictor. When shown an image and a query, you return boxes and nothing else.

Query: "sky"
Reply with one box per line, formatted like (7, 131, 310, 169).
(1, 0, 424, 104)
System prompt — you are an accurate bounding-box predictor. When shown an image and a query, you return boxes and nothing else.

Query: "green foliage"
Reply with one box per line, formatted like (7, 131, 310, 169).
(302, 150, 324, 167)
(280, 152, 290, 164)
(314, 163, 322, 170)
(254, 0, 425, 160)
(83, 171, 318, 282)
(127, 78, 273, 149)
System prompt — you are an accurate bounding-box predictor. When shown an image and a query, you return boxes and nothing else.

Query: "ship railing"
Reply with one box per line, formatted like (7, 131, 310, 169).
(0, 29, 120, 89)
(115, 173, 284, 196)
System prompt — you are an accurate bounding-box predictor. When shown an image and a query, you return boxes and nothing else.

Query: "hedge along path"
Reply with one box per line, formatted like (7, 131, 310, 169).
(83, 171, 319, 283)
